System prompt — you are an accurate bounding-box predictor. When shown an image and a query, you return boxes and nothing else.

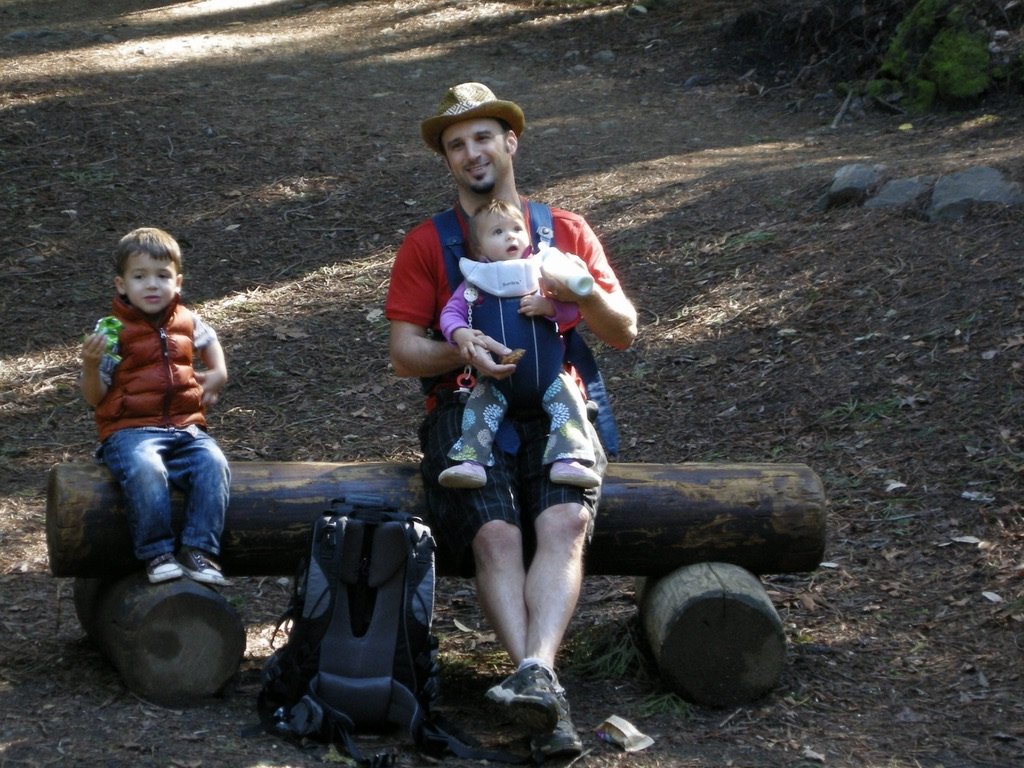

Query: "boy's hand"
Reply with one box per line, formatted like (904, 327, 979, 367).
(80, 333, 108, 370)
(80, 333, 112, 407)
(196, 369, 227, 407)
(86, 316, 123, 361)
(197, 339, 228, 408)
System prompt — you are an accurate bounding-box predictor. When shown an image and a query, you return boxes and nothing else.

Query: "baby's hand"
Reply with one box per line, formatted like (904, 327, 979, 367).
(451, 329, 516, 380)
(452, 327, 487, 364)
(520, 294, 554, 317)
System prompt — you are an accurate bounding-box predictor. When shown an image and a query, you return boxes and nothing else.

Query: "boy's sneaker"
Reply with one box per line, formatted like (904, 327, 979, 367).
(177, 547, 229, 586)
(439, 462, 486, 489)
(146, 552, 183, 584)
(485, 663, 564, 733)
(549, 460, 601, 488)
(530, 713, 583, 760)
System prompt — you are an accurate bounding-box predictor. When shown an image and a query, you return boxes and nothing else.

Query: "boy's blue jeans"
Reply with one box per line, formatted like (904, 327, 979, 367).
(99, 426, 230, 562)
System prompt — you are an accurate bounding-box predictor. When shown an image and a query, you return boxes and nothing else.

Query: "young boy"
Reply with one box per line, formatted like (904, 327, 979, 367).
(80, 227, 231, 586)
(438, 199, 601, 489)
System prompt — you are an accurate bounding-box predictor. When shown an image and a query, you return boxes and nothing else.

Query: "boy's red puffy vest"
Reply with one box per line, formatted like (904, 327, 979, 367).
(94, 295, 206, 441)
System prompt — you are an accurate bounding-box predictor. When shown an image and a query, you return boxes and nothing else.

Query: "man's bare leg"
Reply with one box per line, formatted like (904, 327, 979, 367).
(473, 504, 589, 665)
(523, 503, 588, 665)
(474, 519, 529, 663)
(479, 503, 589, 751)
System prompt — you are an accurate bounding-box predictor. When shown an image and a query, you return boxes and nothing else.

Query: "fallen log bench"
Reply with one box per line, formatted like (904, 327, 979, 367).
(46, 460, 827, 708)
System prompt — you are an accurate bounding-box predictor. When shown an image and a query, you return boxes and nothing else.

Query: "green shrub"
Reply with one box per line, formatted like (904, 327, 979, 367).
(923, 27, 990, 99)
(876, 0, 996, 111)
(907, 75, 939, 112)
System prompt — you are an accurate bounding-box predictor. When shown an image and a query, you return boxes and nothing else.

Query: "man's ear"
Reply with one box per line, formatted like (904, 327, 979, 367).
(505, 130, 518, 157)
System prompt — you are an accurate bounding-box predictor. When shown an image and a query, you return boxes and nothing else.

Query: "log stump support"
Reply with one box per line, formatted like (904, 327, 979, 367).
(73, 574, 245, 706)
(638, 562, 786, 707)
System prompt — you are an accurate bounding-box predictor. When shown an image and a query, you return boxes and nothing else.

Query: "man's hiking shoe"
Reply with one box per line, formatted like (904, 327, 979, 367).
(177, 547, 229, 586)
(146, 552, 183, 584)
(439, 462, 486, 489)
(485, 663, 565, 733)
(549, 460, 601, 488)
(530, 713, 583, 761)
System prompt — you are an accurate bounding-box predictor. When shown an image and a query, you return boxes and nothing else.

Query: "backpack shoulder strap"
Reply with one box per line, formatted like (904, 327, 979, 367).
(432, 208, 466, 293)
(421, 209, 468, 396)
(526, 200, 553, 249)
(563, 329, 620, 457)
(417, 716, 529, 764)
(528, 201, 620, 457)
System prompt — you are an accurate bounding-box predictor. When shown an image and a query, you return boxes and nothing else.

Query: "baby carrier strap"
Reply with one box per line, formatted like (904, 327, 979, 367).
(429, 202, 620, 457)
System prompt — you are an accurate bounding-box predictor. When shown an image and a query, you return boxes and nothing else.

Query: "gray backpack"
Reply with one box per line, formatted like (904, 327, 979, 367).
(255, 495, 521, 766)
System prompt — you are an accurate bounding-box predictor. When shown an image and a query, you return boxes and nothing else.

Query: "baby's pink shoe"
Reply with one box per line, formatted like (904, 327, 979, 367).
(549, 460, 601, 488)
(439, 462, 486, 489)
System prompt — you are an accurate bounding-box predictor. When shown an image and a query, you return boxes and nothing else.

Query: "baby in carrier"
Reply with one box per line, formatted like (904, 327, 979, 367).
(437, 199, 601, 490)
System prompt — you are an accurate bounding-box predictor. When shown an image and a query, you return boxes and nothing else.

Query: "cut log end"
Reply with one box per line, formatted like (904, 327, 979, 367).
(641, 562, 785, 708)
(74, 575, 245, 706)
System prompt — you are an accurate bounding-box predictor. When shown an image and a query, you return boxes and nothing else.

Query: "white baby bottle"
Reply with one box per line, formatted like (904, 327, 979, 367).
(538, 244, 594, 297)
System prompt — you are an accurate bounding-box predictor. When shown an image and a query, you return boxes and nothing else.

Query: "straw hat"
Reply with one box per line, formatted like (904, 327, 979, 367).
(420, 82, 525, 154)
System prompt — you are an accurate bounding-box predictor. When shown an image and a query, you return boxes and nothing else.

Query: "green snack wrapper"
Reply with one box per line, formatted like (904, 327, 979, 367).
(91, 316, 123, 363)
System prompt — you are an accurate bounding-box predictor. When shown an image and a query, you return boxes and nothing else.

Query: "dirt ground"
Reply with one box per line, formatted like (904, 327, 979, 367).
(2, 1, 1023, 766)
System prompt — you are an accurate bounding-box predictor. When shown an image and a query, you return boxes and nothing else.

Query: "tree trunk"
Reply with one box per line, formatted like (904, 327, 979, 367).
(73, 574, 245, 706)
(47, 461, 826, 578)
(639, 561, 785, 707)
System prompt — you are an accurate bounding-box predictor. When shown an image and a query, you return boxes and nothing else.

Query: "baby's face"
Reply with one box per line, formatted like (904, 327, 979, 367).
(476, 212, 530, 262)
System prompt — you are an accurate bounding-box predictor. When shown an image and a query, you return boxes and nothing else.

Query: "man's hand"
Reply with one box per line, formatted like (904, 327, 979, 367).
(539, 249, 590, 302)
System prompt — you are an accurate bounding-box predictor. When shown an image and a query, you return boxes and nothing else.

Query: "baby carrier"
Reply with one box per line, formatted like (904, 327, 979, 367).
(430, 201, 620, 456)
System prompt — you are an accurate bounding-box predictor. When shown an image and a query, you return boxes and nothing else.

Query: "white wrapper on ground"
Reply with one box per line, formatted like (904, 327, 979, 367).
(595, 715, 655, 752)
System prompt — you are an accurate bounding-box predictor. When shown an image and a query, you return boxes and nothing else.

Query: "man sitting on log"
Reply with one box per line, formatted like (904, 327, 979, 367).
(385, 83, 637, 759)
